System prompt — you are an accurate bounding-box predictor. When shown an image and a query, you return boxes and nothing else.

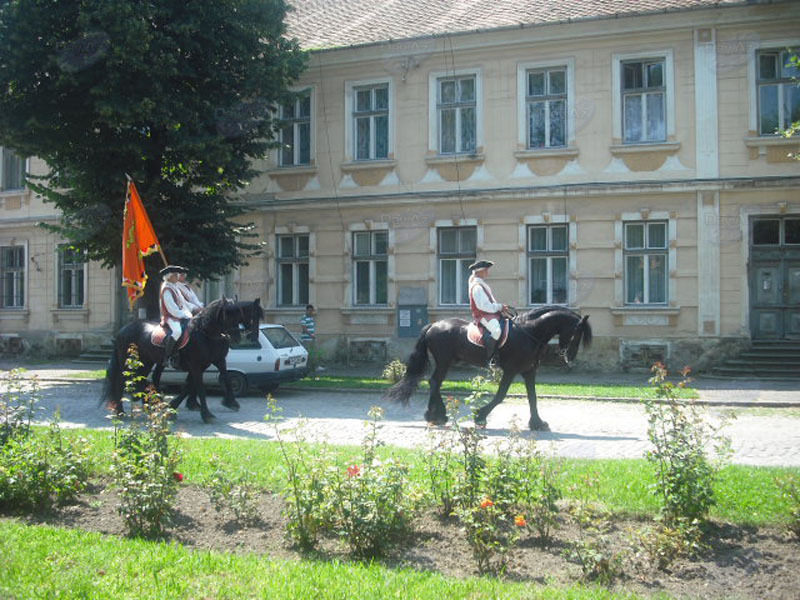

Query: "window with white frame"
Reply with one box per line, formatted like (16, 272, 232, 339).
(279, 90, 311, 166)
(621, 59, 666, 143)
(528, 225, 568, 304)
(0, 147, 25, 192)
(526, 68, 567, 148)
(1, 245, 25, 308)
(353, 84, 389, 160)
(624, 222, 668, 305)
(277, 234, 309, 306)
(757, 48, 800, 135)
(58, 246, 85, 308)
(438, 227, 476, 305)
(437, 76, 476, 154)
(353, 230, 388, 305)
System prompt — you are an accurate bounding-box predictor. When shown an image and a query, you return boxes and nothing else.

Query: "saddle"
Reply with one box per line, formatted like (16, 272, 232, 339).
(150, 322, 191, 350)
(466, 319, 511, 349)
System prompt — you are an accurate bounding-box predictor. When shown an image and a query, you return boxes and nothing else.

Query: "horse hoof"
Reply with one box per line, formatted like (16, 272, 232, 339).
(202, 414, 217, 424)
(529, 420, 550, 432)
(222, 400, 240, 411)
(186, 403, 200, 412)
(474, 421, 487, 429)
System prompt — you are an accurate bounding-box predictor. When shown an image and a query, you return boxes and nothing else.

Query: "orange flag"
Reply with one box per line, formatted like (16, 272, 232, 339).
(121, 180, 163, 310)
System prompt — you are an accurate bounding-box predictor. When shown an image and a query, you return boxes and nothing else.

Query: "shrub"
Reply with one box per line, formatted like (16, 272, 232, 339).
(455, 496, 524, 576)
(110, 347, 182, 538)
(381, 358, 407, 383)
(777, 474, 800, 539)
(205, 454, 260, 525)
(0, 370, 92, 510)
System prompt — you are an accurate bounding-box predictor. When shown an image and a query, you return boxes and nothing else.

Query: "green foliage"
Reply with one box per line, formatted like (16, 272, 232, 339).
(776, 474, 800, 539)
(630, 520, 704, 571)
(643, 363, 731, 529)
(205, 454, 260, 525)
(0, 369, 92, 510)
(381, 358, 407, 383)
(322, 407, 420, 558)
(266, 396, 331, 550)
(0, 0, 306, 295)
(110, 347, 182, 538)
(564, 473, 626, 584)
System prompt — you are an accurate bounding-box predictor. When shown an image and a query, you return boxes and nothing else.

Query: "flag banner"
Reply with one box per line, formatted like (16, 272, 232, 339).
(121, 180, 162, 309)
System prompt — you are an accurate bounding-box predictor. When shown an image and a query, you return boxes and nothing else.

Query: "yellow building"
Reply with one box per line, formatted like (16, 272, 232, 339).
(2, 0, 799, 369)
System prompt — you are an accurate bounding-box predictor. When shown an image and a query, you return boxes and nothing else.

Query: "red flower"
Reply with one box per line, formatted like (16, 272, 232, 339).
(173, 472, 184, 482)
(347, 464, 360, 478)
(480, 498, 494, 509)
(514, 515, 527, 527)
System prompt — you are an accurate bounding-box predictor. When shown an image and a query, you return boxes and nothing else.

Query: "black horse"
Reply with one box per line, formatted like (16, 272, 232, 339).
(102, 298, 262, 423)
(383, 307, 592, 430)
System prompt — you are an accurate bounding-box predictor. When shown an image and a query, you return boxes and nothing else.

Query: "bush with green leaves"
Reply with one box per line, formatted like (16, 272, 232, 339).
(381, 358, 407, 383)
(0, 369, 92, 510)
(322, 406, 420, 558)
(205, 454, 260, 525)
(643, 363, 731, 529)
(110, 347, 183, 538)
(777, 474, 800, 539)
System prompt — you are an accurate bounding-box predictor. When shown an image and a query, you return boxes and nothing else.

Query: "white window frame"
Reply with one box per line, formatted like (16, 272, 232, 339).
(428, 68, 483, 155)
(747, 38, 800, 135)
(518, 215, 577, 307)
(344, 77, 394, 162)
(435, 224, 478, 306)
(517, 59, 576, 149)
(754, 47, 800, 135)
(56, 245, 87, 309)
(0, 241, 27, 309)
(612, 50, 675, 144)
(346, 223, 393, 307)
(526, 225, 570, 305)
(276, 231, 311, 306)
(622, 220, 670, 306)
(278, 88, 314, 167)
(0, 147, 26, 193)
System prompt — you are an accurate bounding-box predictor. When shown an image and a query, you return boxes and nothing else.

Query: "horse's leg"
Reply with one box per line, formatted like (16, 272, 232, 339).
(169, 375, 191, 413)
(423, 360, 449, 425)
(184, 373, 201, 411)
(522, 368, 549, 431)
(473, 369, 516, 427)
(217, 359, 240, 411)
(193, 370, 216, 423)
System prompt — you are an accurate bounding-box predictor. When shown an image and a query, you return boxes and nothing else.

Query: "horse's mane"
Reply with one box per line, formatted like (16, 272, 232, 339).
(191, 298, 227, 331)
(515, 305, 580, 324)
(226, 299, 264, 321)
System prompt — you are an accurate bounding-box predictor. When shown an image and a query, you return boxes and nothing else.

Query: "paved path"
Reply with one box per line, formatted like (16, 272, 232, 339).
(13, 379, 800, 467)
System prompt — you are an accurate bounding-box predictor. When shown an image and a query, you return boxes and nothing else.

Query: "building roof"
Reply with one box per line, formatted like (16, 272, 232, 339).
(286, 0, 747, 50)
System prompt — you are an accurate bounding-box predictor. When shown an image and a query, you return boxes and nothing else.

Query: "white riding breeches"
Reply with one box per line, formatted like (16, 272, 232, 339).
(165, 318, 182, 340)
(480, 317, 501, 340)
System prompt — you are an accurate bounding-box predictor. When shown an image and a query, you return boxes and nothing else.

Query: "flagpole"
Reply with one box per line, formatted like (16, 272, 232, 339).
(125, 174, 168, 267)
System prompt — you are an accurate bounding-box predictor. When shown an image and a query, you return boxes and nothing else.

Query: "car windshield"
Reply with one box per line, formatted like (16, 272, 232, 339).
(263, 327, 301, 349)
(229, 331, 260, 350)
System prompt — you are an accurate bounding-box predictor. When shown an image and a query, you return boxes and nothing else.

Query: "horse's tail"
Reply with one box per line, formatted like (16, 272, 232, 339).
(580, 315, 593, 349)
(99, 342, 124, 411)
(382, 323, 431, 407)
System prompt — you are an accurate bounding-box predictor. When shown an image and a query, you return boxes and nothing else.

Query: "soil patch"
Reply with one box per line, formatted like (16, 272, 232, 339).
(4, 482, 799, 599)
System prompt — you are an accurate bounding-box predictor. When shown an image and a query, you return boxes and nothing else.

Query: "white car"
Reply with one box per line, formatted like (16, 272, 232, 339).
(159, 324, 309, 397)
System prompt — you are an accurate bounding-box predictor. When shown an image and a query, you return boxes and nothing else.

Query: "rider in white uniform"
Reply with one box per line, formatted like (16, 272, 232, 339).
(468, 260, 508, 366)
(159, 265, 194, 366)
(176, 269, 203, 315)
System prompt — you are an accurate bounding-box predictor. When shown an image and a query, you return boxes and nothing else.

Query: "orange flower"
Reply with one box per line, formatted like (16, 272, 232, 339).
(514, 515, 527, 527)
(347, 464, 360, 478)
(480, 498, 494, 509)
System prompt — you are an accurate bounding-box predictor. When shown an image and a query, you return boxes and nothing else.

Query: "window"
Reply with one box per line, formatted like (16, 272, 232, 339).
(1, 245, 25, 308)
(279, 90, 311, 166)
(353, 84, 389, 160)
(528, 225, 568, 304)
(437, 76, 476, 154)
(58, 246, 85, 308)
(624, 222, 667, 305)
(526, 68, 567, 148)
(277, 234, 309, 306)
(438, 227, 476, 305)
(757, 49, 800, 135)
(353, 231, 388, 305)
(621, 59, 666, 143)
(0, 147, 25, 192)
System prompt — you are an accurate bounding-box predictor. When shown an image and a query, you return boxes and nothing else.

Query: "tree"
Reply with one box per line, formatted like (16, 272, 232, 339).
(0, 0, 306, 315)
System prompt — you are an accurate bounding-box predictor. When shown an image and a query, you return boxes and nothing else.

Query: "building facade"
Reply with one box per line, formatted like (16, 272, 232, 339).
(1, 0, 799, 368)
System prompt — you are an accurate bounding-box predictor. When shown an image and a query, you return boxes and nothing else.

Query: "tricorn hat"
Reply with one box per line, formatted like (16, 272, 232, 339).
(468, 259, 494, 271)
(159, 265, 188, 277)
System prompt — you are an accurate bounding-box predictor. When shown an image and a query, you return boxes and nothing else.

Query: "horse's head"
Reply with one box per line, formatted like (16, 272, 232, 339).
(221, 297, 262, 342)
(558, 314, 592, 367)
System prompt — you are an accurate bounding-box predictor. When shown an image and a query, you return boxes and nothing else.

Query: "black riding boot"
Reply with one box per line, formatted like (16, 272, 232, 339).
(162, 336, 177, 367)
(482, 333, 499, 367)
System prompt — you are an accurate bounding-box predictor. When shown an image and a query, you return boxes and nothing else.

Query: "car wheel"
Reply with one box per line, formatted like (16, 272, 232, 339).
(225, 372, 248, 398)
(263, 383, 279, 395)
